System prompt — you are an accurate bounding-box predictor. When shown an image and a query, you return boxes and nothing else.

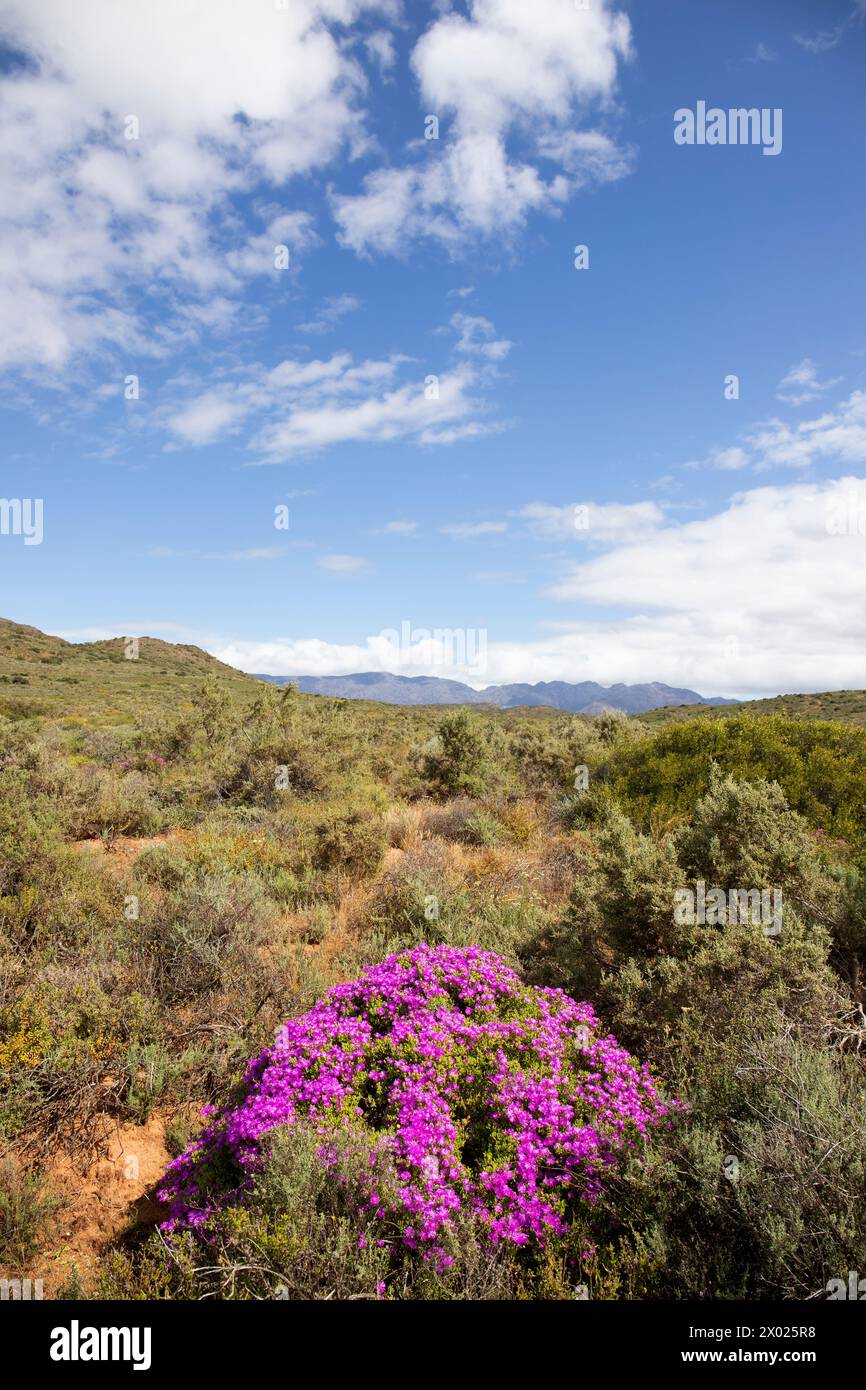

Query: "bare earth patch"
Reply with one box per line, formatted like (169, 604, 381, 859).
(8, 1114, 171, 1299)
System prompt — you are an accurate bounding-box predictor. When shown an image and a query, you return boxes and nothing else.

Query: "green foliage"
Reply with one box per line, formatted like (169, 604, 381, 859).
(425, 798, 505, 846)
(594, 1022, 866, 1299)
(102, 1124, 532, 1300)
(538, 773, 837, 1054)
(527, 771, 863, 1299)
(296, 903, 333, 945)
(421, 710, 491, 798)
(122, 1041, 174, 1122)
(602, 713, 866, 840)
(0, 1159, 62, 1264)
(312, 809, 386, 878)
(354, 840, 550, 970)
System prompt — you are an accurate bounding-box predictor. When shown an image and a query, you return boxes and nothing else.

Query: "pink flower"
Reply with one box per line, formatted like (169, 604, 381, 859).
(158, 946, 678, 1260)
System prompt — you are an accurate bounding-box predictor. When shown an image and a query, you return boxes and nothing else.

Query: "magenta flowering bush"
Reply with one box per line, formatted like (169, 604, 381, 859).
(158, 944, 675, 1256)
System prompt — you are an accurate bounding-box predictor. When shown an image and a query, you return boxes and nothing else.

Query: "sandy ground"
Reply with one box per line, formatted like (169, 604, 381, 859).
(2, 1113, 170, 1299)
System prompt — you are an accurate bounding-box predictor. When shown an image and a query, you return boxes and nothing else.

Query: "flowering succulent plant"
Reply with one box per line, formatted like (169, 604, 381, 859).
(158, 944, 676, 1256)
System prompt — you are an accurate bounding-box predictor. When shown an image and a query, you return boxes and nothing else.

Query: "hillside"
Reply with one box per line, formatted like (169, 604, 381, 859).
(0, 618, 261, 720)
(643, 688, 866, 727)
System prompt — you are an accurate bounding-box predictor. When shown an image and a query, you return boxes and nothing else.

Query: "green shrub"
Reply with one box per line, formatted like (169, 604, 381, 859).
(312, 809, 386, 878)
(122, 1041, 174, 1122)
(296, 903, 332, 945)
(602, 713, 866, 840)
(421, 711, 490, 798)
(67, 767, 164, 838)
(133, 843, 191, 891)
(596, 1021, 866, 1299)
(135, 870, 274, 1006)
(0, 1159, 62, 1264)
(425, 798, 504, 846)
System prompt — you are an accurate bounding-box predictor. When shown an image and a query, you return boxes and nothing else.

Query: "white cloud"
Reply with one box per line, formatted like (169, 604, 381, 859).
(0, 0, 389, 370)
(149, 545, 287, 560)
(541, 477, 866, 694)
(383, 519, 419, 534)
(518, 499, 664, 539)
(793, 23, 849, 54)
(713, 446, 751, 471)
(364, 29, 397, 71)
(450, 312, 512, 360)
(316, 553, 371, 573)
(298, 293, 362, 335)
(213, 477, 866, 697)
(535, 129, 635, 186)
(439, 520, 508, 538)
(225, 213, 320, 279)
(776, 358, 842, 405)
(333, 0, 634, 254)
(166, 392, 248, 446)
(159, 312, 510, 459)
(60, 619, 206, 641)
(417, 416, 509, 446)
(794, 6, 866, 52)
(412, 0, 629, 133)
(215, 547, 287, 561)
(695, 390, 866, 472)
(251, 360, 497, 459)
(475, 569, 525, 584)
(689, 445, 750, 472)
(747, 41, 777, 63)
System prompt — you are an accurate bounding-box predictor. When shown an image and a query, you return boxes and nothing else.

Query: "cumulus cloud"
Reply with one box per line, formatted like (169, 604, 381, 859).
(541, 477, 866, 693)
(0, 0, 389, 370)
(333, 0, 634, 254)
(224, 213, 320, 280)
(212, 477, 866, 698)
(535, 129, 635, 186)
(363, 29, 397, 71)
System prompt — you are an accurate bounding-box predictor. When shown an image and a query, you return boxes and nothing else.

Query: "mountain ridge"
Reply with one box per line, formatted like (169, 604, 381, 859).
(252, 670, 738, 714)
(3, 619, 866, 724)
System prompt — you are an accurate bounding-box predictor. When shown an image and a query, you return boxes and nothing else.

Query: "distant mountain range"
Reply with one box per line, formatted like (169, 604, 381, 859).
(252, 671, 738, 715)
(2, 616, 863, 725)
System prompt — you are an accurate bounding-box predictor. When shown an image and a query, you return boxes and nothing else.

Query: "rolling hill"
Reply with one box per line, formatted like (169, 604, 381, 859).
(642, 688, 866, 727)
(0, 618, 260, 720)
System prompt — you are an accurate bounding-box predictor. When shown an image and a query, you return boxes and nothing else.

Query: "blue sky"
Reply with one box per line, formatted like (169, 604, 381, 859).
(1, 0, 865, 697)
